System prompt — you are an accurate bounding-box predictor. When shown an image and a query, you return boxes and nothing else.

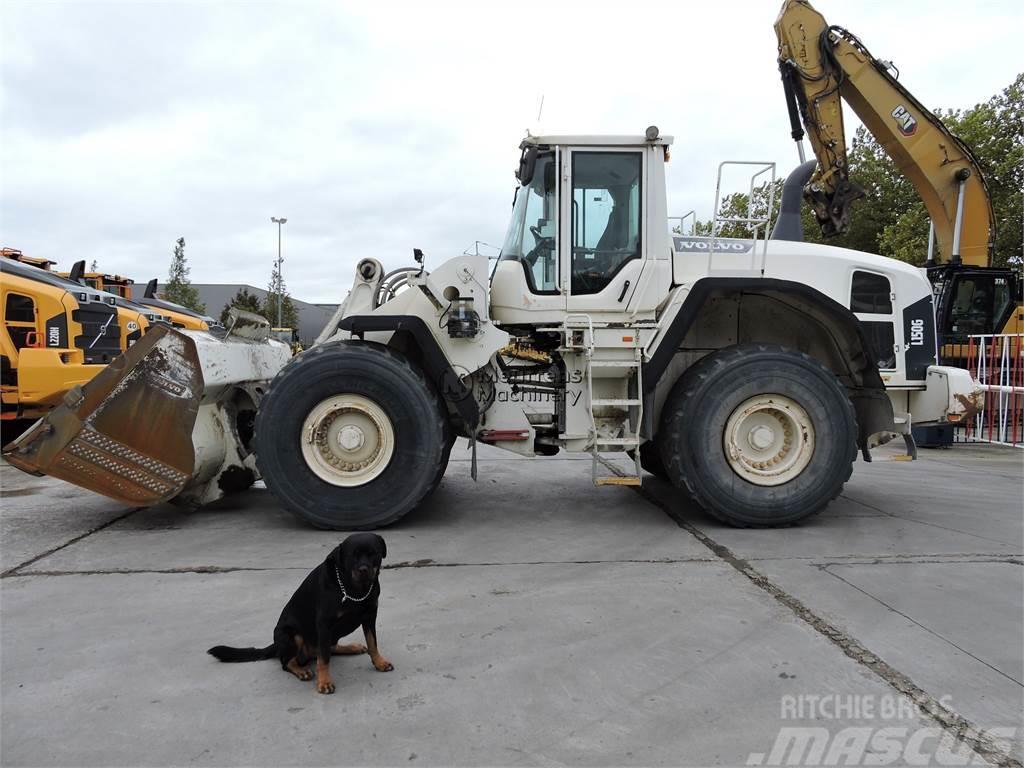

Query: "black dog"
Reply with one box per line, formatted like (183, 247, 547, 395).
(208, 533, 393, 694)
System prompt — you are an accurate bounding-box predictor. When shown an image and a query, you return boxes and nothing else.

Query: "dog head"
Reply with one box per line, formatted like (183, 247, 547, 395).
(337, 533, 386, 594)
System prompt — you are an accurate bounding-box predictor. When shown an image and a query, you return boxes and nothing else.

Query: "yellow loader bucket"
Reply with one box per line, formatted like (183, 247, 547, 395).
(3, 325, 201, 506)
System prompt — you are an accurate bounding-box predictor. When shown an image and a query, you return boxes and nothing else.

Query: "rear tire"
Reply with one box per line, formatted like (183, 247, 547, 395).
(661, 344, 856, 527)
(255, 341, 449, 529)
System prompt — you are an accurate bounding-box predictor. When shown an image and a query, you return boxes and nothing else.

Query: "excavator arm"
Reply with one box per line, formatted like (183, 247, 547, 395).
(774, 0, 995, 267)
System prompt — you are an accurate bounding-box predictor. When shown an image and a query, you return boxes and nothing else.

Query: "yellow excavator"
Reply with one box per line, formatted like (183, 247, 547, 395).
(774, 0, 1022, 369)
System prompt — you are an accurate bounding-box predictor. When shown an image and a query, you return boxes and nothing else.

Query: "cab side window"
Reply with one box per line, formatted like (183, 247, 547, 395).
(850, 271, 895, 370)
(4, 292, 38, 350)
(571, 152, 641, 295)
(850, 271, 892, 314)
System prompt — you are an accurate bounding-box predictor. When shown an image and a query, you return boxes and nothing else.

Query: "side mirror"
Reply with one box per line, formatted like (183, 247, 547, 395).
(517, 146, 538, 187)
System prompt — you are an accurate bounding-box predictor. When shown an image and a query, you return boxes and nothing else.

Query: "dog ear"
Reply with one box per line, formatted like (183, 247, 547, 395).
(334, 540, 349, 568)
(374, 534, 387, 560)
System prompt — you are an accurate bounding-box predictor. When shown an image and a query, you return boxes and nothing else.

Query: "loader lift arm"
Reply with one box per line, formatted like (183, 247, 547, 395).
(774, 0, 996, 267)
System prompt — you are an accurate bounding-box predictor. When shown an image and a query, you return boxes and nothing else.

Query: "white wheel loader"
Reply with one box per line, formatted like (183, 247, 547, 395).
(254, 130, 978, 529)
(4, 130, 981, 527)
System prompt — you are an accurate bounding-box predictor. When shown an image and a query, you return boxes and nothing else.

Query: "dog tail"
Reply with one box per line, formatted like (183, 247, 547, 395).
(207, 643, 276, 663)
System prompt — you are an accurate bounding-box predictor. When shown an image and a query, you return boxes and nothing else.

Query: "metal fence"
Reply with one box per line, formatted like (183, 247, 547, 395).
(956, 334, 1024, 447)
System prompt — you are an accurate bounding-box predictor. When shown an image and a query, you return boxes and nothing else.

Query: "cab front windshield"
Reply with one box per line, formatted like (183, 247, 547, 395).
(499, 151, 557, 293)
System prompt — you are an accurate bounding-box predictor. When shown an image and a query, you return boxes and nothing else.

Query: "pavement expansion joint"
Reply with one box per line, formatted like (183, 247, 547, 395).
(5, 557, 725, 579)
(840, 494, 1013, 546)
(751, 552, 1023, 565)
(0, 506, 143, 579)
(632, 483, 1023, 768)
(819, 564, 1024, 687)
(810, 556, 1023, 567)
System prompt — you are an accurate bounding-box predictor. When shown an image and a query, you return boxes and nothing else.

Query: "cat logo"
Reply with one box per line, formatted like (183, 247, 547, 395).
(891, 105, 918, 136)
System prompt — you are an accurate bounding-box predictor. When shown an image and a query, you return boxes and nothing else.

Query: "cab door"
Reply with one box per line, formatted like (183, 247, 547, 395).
(562, 148, 646, 314)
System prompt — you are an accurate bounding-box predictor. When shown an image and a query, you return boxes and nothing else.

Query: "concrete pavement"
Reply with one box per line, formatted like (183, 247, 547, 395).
(1, 442, 1021, 766)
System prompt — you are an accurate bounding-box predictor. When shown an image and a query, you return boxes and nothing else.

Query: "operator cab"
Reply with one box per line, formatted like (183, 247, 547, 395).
(490, 132, 673, 325)
(928, 265, 1019, 342)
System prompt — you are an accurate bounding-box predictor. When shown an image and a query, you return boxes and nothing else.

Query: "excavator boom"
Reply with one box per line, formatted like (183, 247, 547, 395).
(775, 0, 995, 266)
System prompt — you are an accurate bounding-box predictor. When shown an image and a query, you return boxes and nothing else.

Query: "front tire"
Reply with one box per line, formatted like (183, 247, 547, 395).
(255, 341, 449, 529)
(661, 344, 856, 527)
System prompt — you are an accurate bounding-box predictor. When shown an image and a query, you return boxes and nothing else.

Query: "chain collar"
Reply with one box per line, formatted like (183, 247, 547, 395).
(335, 564, 374, 603)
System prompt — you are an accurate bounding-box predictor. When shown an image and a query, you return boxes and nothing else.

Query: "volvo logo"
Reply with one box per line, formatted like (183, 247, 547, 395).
(673, 237, 753, 254)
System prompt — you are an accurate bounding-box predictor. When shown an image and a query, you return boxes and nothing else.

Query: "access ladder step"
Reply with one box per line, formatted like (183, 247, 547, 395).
(589, 360, 640, 368)
(594, 437, 641, 446)
(594, 476, 642, 487)
(591, 398, 641, 406)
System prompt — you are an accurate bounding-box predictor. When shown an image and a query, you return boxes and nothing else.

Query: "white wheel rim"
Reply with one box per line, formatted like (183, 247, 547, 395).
(300, 394, 395, 487)
(723, 394, 815, 486)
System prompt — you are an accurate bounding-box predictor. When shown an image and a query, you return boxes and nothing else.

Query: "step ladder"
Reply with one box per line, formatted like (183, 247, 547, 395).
(565, 315, 644, 487)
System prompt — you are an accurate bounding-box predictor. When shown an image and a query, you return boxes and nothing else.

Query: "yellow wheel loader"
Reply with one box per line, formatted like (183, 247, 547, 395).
(4, 125, 981, 527)
(1, 251, 181, 428)
(135, 278, 225, 335)
(2, 255, 128, 422)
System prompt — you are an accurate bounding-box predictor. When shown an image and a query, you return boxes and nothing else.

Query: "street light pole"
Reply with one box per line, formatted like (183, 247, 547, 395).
(270, 216, 287, 327)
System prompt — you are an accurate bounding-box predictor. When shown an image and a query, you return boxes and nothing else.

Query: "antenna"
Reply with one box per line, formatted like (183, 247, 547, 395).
(536, 94, 545, 123)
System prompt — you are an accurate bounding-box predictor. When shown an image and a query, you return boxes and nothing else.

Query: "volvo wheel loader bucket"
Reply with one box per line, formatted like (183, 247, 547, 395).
(3, 310, 291, 507)
(3, 325, 201, 505)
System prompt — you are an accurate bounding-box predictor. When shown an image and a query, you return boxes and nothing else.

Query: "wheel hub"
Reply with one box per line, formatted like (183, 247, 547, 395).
(748, 425, 775, 450)
(337, 425, 365, 452)
(300, 395, 395, 487)
(724, 394, 815, 486)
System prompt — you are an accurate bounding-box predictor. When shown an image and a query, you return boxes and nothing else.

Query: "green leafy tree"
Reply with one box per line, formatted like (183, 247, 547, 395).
(163, 237, 206, 313)
(219, 287, 266, 325)
(261, 261, 299, 329)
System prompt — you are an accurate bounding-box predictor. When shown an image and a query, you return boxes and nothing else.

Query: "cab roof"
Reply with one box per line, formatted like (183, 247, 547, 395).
(523, 133, 673, 147)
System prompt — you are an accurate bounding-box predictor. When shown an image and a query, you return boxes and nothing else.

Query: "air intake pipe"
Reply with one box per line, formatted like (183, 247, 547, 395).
(770, 160, 818, 242)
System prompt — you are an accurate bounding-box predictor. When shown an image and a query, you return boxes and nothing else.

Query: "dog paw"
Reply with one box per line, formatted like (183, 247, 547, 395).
(317, 680, 336, 694)
(297, 668, 313, 681)
(373, 658, 394, 672)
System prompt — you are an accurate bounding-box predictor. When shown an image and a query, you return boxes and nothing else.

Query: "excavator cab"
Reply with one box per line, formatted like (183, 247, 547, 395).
(929, 265, 1021, 362)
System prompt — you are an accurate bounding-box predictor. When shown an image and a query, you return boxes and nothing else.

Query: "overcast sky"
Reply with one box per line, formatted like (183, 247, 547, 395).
(1, 1, 1020, 303)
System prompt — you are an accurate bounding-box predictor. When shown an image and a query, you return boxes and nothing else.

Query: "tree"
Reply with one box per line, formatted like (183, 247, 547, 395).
(163, 237, 206, 312)
(261, 261, 299, 329)
(219, 287, 266, 325)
